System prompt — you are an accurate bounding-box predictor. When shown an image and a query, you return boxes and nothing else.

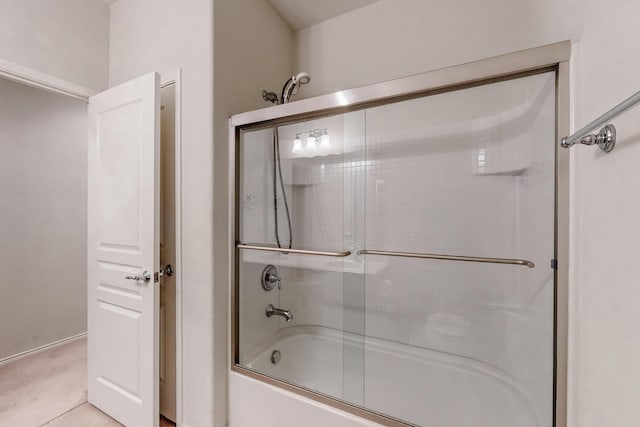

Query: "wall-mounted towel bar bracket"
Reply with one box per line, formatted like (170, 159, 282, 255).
(561, 124, 616, 153)
(560, 87, 640, 153)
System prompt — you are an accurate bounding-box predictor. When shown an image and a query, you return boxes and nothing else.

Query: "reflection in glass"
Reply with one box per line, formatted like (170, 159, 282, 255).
(236, 72, 556, 426)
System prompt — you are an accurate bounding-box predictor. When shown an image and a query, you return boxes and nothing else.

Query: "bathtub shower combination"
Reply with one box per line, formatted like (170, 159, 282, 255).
(230, 44, 569, 427)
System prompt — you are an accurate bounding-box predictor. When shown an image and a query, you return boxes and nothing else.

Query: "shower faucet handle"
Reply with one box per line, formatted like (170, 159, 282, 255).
(267, 274, 281, 286)
(261, 265, 281, 291)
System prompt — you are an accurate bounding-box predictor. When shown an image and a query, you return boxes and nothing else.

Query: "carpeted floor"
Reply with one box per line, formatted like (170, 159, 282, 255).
(0, 337, 174, 426)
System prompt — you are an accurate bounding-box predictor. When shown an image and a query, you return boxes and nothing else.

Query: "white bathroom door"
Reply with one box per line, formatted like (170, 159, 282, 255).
(87, 72, 161, 427)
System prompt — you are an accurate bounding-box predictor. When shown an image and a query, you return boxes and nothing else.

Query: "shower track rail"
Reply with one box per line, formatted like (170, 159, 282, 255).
(237, 242, 351, 257)
(358, 249, 535, 268)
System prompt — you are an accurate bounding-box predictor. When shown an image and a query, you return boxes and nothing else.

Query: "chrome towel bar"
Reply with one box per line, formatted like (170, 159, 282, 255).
(358, 249, 535, 268)
(237, 243, 351, 258)
(561, 88, 640, 152)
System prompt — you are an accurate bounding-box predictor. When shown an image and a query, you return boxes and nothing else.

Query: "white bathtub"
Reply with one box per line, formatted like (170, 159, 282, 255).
(243, 326, 544, 427)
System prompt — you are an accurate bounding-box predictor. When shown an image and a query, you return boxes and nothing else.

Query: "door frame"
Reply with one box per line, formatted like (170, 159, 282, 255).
(228, 41, 570, 427)
(160, 69, 184, 426)
(0, 62, 185, 427)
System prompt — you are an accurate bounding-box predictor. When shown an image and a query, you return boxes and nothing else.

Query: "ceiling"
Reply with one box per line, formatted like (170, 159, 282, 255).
(95, 0, 377, 31)
(267, 0, 378, 30)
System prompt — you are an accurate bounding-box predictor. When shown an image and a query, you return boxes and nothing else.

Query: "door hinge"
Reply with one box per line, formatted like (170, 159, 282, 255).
(154, 264, 175, 282)
(550, 259, 557, 270)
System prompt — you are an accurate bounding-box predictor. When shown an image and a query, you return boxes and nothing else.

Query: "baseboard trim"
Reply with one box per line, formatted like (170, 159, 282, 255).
(0, 332, 88, 367)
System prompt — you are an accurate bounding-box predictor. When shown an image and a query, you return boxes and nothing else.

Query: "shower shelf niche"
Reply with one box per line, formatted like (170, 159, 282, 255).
(241, 250, 387, 275)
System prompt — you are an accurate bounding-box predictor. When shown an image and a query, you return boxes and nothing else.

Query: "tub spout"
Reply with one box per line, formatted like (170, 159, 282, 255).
(266, 304, 293, 322)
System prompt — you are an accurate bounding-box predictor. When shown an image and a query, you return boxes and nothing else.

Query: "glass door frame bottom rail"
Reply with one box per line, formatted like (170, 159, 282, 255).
(228, 40, 571, 427)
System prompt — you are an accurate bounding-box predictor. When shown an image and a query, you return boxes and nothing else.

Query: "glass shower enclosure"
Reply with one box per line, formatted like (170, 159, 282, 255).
(230, 45, 569, 427)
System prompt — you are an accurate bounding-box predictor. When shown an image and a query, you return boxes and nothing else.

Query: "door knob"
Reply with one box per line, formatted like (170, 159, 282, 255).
(154, 264, 174, 282)
(125, 270, 151, 284)
(125, 265, 174, 284)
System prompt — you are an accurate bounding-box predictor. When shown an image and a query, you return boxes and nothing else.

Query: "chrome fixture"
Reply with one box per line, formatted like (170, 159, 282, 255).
(261, 73, 312, 251)
(154, 264, 174, 282)
(238, 242, 351, 257)
(560, 89, 640, 152)
(266, 304, 293, 322)
(261, 265, 281, 291)
(125, 270, 151, 284)
(262, 71, 311, 105)
(271, 350, 281, 364)
(272, 126, 292, 250)
(282, 72, 311, 104)
(358, 250, 535, 268)
(562, 124, 616, 153)
(124, 264, 174, 284)
(291, 128, 329, 154)
(262, 90, 279, 105)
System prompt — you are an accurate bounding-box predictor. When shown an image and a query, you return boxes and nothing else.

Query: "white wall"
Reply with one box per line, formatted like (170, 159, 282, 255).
(293, 1, 640, 426)
(0, 0, 110, 91)
(0, 0, 109, 358)
(294, 0, 580, 98)
(0, 77, 87, 360)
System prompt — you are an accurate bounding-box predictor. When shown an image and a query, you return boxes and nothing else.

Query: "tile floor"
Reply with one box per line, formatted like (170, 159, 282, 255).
(0, 337, 174, 426)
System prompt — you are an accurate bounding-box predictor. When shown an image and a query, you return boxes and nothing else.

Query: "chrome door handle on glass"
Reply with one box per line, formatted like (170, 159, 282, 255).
(125, 270, 151, 284)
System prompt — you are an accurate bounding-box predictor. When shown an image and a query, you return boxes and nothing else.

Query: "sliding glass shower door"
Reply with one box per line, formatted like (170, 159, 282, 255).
(234, 70, 557, 427)
(237, 110, 367, 404)
(360, 71, 556, 426)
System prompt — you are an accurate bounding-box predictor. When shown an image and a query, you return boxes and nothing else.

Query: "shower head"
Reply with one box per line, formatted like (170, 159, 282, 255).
(294, 72, 310, 85)
(282, 72, 311, 104)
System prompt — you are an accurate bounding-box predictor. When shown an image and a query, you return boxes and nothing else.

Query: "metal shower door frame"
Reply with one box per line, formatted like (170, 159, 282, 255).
(228, 40, 571, 427)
